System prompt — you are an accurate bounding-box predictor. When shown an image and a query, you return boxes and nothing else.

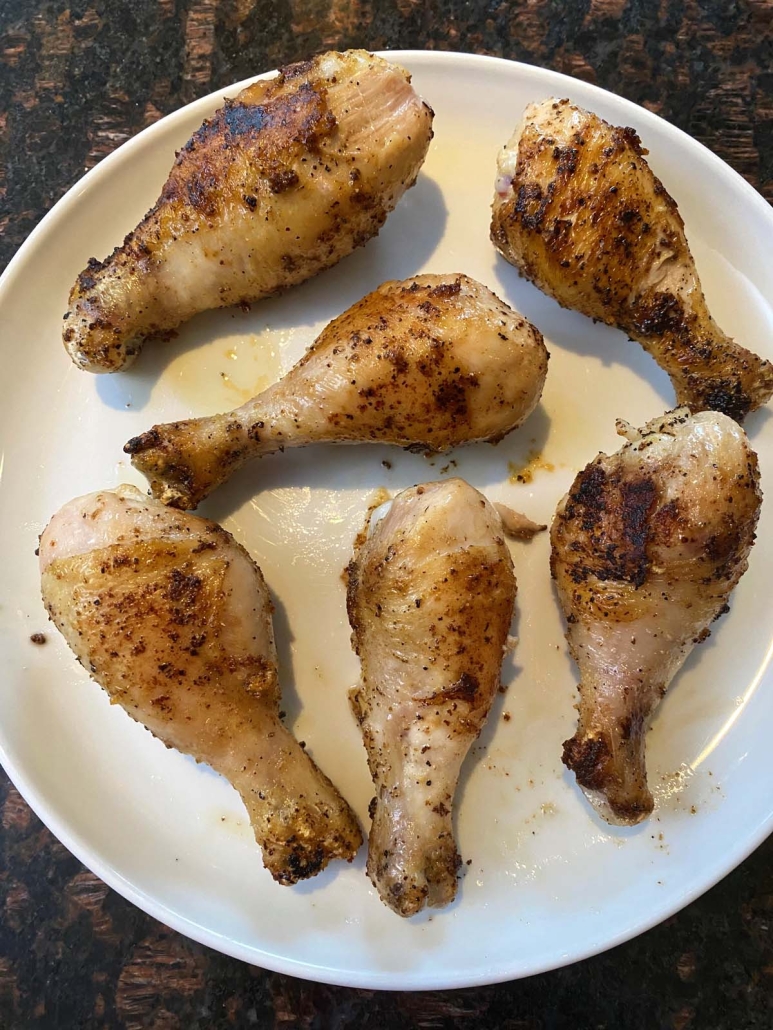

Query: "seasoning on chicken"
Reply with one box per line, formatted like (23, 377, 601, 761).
(40, 485, 362, 882)
(126, 274, 549, 509)
(64, 50, 434, 373)
(551, 409, 761, 824)
(347, 479, 529, 916)
(491, 98, 773, 422)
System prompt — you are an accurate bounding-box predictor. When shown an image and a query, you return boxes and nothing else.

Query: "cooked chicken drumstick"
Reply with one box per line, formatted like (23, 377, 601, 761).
(40, 485, 362, 882)
(64, 50, 434, 373)
(347, 479, 524, 916)
(492, 98, 773, 422)
(126, 274, 548, 509)
(551, 409, 761, 825)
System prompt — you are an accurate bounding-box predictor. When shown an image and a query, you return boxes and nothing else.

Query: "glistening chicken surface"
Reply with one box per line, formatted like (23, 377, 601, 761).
(39, 485, 362, 882)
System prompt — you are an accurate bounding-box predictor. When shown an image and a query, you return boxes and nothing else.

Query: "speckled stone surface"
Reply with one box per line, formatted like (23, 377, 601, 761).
(2, 1, 773, 1026)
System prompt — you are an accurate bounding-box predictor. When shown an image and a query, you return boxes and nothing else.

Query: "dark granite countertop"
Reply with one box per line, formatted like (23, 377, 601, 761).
(2, 1, 773, 1027)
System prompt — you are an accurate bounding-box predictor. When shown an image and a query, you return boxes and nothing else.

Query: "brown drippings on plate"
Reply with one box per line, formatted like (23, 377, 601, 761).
(508, 450, 555, 484)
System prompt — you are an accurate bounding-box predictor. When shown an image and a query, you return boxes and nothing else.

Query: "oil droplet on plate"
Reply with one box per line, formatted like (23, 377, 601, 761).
(168, 332, 285, 411)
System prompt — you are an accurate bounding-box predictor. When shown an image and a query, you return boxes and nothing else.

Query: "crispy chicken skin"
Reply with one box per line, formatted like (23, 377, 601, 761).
(492, 98, 773, 422)
(126, 274, 548, 509)
(39, 485, 362, 882)
(346, 479, 519, 915)
(64, 50, 434, 373)
(551, 409, 761, 824)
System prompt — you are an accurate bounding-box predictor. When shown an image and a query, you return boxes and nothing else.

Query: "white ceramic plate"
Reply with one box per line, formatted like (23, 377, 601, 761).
(1, 51, 772, 990)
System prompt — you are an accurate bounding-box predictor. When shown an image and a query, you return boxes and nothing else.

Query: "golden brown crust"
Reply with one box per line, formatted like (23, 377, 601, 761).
(125, 274, 548, 509)
(43, 536, 277, 712)
(63, 50, 434, 372)
(492, 98, 773, 421)
(41, 492, 361, 883)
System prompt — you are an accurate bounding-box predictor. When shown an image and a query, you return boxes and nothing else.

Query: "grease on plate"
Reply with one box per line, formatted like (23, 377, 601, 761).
(508, 450, 555, 484)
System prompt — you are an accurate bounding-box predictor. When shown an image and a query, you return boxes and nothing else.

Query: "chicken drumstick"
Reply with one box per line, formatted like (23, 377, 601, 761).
(64, 50, 434, 373)
(551, 409, 761, 824)
(492, 98, 773, 421)
(126, 274, 548, 509)
(40, 485, 362, 883)
(347, 479, 525, 915)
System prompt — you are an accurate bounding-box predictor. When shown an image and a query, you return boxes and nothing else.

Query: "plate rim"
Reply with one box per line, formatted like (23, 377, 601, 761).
(1, 48, 772, 990)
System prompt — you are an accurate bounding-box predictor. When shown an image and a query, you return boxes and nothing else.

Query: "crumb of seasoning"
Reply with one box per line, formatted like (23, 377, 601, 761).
(381, 459, 392, 469)
(509, 464, 533, 485)
(503, 712, 511, 722)
(34, 547, 40, 556)
(498, 684, 506, 694)
(299, 741, 306, 749)
(466, 859, 472, 866)
(30, 633, 46, 645)
(690, 805, 697, 814)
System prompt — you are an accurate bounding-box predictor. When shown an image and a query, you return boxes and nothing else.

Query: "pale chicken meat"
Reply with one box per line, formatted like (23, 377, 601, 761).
(39, 485, 362, 882)
(126, 273, 549, 508)
(347, 479, 525, 916)
(63, 50, 434, 373)
(551, 409, 761, 824)
(491, 98, 773, 421)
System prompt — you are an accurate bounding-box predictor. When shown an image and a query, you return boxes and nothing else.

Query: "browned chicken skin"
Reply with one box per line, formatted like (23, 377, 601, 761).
(64, 50, 434, 372)
(492, 98, 773, 422)
(39, 485, 362, 882)
(126, 274, 548, 509)
(551, 409, 761, 824)
(347, 479, 522, 916)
